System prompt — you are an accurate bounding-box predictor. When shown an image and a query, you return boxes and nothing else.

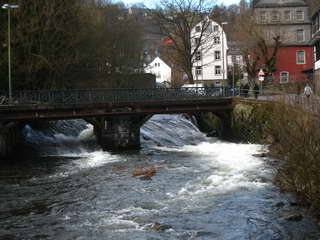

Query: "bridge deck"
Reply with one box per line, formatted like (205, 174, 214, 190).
(0, 97, 233, 121)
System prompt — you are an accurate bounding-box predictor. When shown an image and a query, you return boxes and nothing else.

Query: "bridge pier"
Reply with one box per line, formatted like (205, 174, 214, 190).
(90, 115, 148, 151)
(0, 123, 23, 159)
(215, 111, 233, 139)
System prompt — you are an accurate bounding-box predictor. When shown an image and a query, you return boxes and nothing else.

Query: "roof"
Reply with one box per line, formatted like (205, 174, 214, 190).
(253, 0, 307, 8)
(146, 57, 171, 68)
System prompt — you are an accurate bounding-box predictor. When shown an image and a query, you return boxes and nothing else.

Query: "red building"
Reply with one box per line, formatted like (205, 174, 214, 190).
(273, 46, 313, 83)
(253, 0, 313, 84)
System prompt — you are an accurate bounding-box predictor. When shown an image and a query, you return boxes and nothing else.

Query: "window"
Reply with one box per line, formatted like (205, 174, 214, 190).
(194, 37, 200, 45)
(271, 11, 279, 22)
(154, 62, 160, 67)
(214, 37, 220, 44)
(313, 15, 320, 34)
(213, 25, 219, 32)
(296, 50, 305, 64)
(284, 10, 291, 21)
(195, 51, 201, 61)
(280, 72, 289, 83)
(316, 41, 320, 62)
(296, 29, 304, 42)
(232, 55, 237, 64)
(205, 22, 212, 32)
(215, 66, 221, 75)
(196, 66, 202, 75)
(214, 51, 221, 60)
(296, 10, 304, 21)
(196, 25, 201, 32)
(260, 11, 267, 22)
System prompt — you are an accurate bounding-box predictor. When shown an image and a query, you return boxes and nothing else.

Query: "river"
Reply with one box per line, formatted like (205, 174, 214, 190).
(1, 114, 320, 240)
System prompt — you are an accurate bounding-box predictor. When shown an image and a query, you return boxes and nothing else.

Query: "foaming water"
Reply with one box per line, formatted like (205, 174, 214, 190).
(1, 115, 320, 239)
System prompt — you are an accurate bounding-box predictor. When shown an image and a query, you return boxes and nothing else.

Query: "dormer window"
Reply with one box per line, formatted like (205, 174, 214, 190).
(196, 25, 201, 32)
(213, 25, 219, 32)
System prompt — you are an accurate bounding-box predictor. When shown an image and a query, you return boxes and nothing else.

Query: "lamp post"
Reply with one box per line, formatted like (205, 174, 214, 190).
(221, 22, 228, 94)
(2, 3, 19, 104)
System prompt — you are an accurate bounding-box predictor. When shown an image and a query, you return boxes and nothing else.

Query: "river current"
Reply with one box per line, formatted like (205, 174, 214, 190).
(1, 114, 320, 240)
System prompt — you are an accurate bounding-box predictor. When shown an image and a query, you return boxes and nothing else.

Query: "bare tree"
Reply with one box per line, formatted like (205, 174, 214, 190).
(152, 0, 216, 84)
(234, 10, 281, 88)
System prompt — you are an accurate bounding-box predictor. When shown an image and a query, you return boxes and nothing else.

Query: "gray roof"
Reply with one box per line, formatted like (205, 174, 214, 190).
(253, 0, 307, 8)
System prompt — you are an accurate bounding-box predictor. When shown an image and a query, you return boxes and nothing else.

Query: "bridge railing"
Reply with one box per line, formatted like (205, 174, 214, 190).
(0, 87, 232, 105)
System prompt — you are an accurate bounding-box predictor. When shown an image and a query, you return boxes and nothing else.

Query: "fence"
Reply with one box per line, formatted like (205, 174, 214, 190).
(0, 87, 234, 105)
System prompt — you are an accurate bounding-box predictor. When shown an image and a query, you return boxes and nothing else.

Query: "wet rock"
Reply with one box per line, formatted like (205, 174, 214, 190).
(149, 222, 172, 231)
(139, 175, 152, 181)
(206, 130, 218, 137)
(290, 202, 298, 206)
(252, 153, 268, 158)
(282, 214, 303, 222)
(273, 202, 285, 208)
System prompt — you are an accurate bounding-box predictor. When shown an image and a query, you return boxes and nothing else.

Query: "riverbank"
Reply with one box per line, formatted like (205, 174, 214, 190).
(263, 101, 320, 217)
(195, 101, 320, 220)
(231, 100, 320, 219)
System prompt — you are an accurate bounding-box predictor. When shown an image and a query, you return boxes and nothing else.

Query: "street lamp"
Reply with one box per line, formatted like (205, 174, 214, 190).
(221, 22, 228, 93)
(2, 3, 19, 104)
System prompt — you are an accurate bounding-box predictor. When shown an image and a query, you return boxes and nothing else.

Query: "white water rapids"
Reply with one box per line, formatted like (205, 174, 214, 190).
(1, 114, 320, 239)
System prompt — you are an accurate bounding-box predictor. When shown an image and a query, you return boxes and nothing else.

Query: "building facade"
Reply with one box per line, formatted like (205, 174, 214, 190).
(253, 0, 313, 84)
(144, 57, 172, 86)
(311, 8, 320, 94)
(227, 41, 248, 86)
(190, 19, 228, 87)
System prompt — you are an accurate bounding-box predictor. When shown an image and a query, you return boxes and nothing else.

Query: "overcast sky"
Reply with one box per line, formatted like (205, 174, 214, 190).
(121, 0, 241, 7)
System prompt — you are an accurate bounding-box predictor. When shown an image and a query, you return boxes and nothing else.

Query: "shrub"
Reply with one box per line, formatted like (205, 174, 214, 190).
(264, 102, 320, 210)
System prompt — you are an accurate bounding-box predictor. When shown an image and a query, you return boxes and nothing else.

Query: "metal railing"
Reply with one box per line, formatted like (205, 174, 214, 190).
(0, 87, 234, 105)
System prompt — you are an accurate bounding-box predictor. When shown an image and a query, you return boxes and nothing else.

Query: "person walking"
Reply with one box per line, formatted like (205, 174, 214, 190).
(304, 83, 313, 98)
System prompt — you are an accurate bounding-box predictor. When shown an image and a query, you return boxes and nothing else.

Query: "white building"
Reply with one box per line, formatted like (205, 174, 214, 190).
(191, 19, 228, 87)
(144, 57, 172, 86)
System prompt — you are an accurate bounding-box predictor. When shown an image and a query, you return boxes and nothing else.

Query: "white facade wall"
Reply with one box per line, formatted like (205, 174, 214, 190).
(144, 57, 172, 85)
(315, 59, 320, 71)
(191, 19, 228, 87)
